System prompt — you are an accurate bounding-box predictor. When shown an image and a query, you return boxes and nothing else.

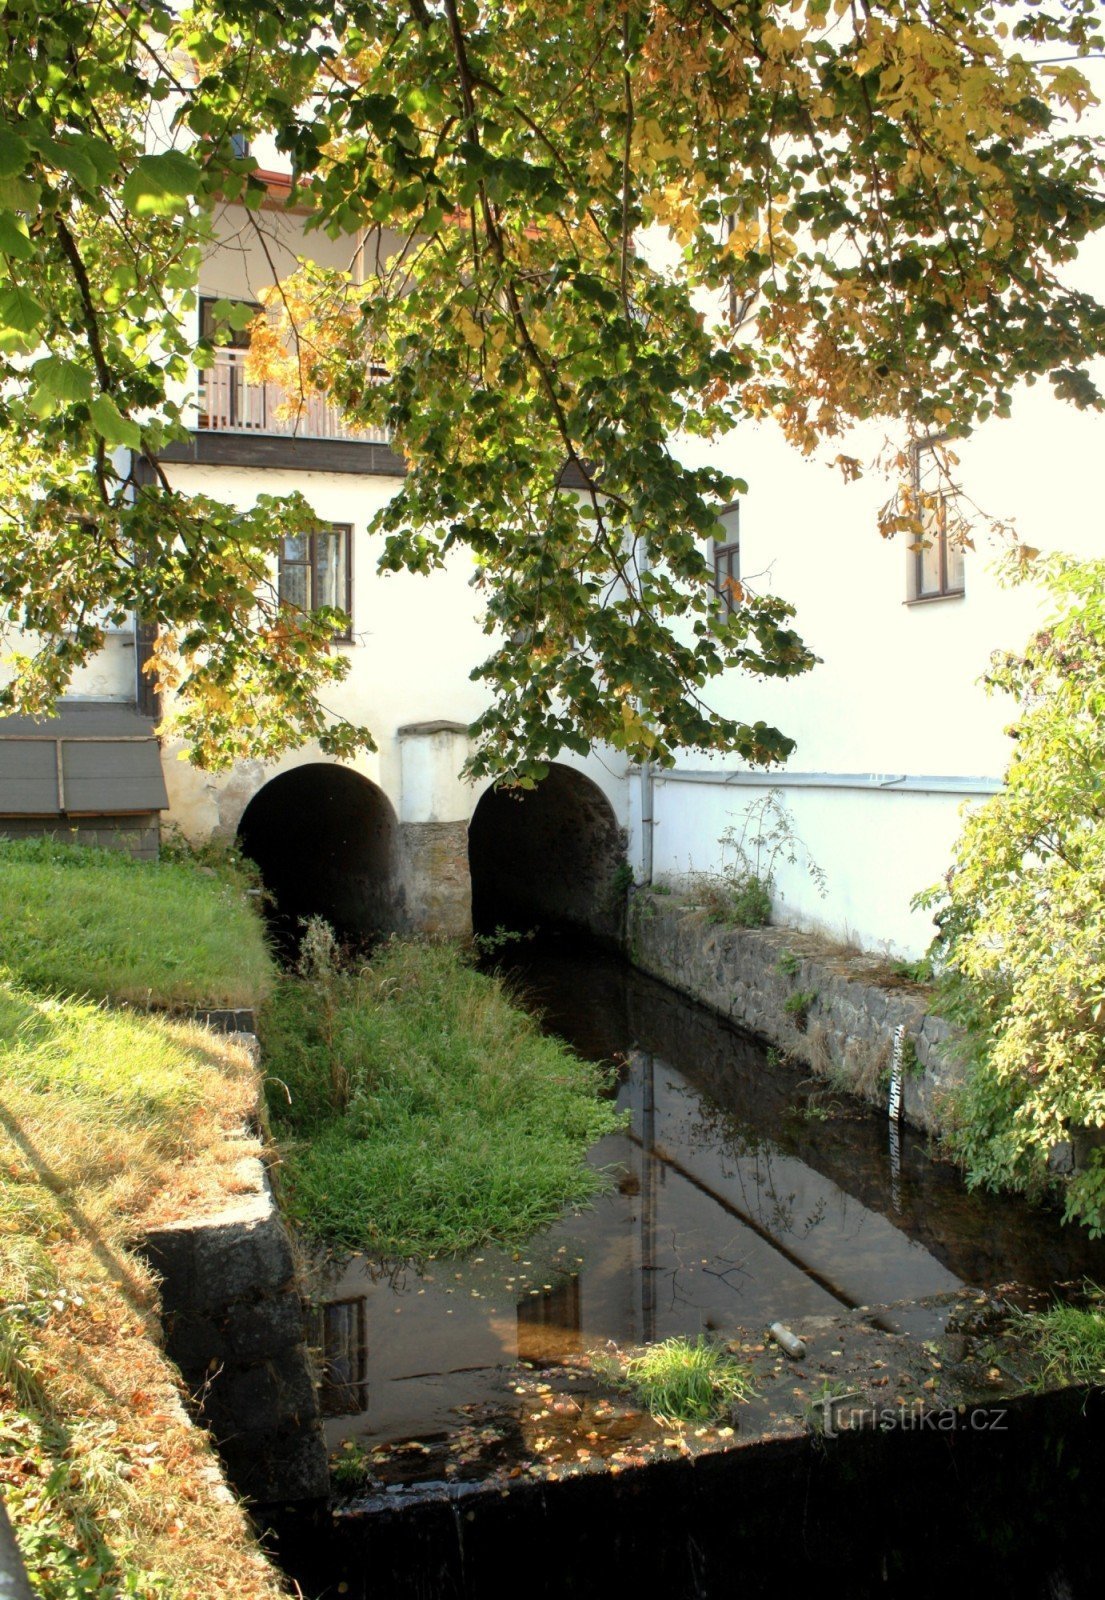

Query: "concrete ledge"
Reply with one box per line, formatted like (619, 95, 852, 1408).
(628, 891, 964, 1135)
(139, 1040, 329, 1504)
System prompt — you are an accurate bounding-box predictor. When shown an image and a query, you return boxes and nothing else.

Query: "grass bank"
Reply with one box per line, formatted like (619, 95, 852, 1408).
(261, 939, 625, 1257)
(0, 842, 283, 1599)
(1017, 1293, 1105, 1389)
(0, 837, 272, 1009)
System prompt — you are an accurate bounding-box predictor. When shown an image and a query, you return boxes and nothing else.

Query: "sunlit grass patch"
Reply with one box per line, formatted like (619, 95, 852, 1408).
(594, 1335, 755, 1425)
(261, 939, 626, 1256)
(1, 975, 284, 1598)
(0, 836, 273, 1009)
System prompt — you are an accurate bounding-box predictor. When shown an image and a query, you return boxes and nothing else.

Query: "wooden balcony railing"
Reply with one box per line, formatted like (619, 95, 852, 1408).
(197, 348, 390, 445)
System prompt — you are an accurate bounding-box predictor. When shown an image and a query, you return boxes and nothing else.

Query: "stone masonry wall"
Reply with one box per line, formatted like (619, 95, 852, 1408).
(139, 1039, 329, 1505)
(628, 891, 964, 1136)
(0, 813, 160, 860)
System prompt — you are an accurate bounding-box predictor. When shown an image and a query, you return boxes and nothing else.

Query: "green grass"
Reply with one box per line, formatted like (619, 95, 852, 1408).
(260, 940, 626, 1256)
(1018, 1294, 1105, 1388)
(0, 837, 273, 1008)
(0, 842, 286, 1597)
(594, 1335, 755, 1425)
(1, 977, 285, 1599)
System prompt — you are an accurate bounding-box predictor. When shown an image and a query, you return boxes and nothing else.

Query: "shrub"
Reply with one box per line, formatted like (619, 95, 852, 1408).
(919, 555, 1105, 1234)
(699, 790, 827, 929)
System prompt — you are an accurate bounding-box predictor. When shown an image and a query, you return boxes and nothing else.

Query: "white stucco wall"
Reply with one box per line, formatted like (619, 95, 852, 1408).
(157, 459, 627, 844)
(647, 321, 1105, 956)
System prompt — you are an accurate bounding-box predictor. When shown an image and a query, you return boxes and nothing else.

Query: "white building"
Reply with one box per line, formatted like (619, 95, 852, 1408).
(1, 168, 1102, 958)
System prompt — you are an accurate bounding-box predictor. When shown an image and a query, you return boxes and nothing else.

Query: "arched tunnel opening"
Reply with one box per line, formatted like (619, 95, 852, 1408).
(468, 763, 628, 944)
(237, 764, 401, 954)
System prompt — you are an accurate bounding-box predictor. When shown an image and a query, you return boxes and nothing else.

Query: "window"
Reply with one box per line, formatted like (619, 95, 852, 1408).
(279, 525, 353, 640)
(713, 504, 741, 614)
(909, 440, 964, 602)
(198, 296, 258, 352)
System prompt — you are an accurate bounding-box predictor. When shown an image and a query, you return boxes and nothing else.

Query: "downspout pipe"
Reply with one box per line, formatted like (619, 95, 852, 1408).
(640, 759, 654, 886)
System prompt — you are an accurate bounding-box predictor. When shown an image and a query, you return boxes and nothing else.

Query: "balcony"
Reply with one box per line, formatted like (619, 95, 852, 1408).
(140, 347, 405, 479)
(198, 348, 390, 445)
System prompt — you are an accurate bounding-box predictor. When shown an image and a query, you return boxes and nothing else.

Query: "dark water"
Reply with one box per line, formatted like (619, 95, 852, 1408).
(307, 941, 1105, 1453)
(271, 941, 1105, 1599)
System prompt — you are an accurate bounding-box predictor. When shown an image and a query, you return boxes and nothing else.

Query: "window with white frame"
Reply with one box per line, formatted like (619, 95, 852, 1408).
(909, 439, 964, 601)
(278, 524, 353, 640)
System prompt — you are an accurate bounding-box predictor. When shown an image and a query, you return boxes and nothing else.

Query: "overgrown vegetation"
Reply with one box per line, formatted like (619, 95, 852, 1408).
(700, 791, 827, 929)
(0, 846, 283, 1598)
(783, 989, 818, 1030)
(919, 556, 1105, 1235)
(0, 837, 272, 1009)
(594, 1336, 755, 1425)
(261, 933, 625, 1256)
(1016, 1293, 1105, 1389)
(890, 955, 935, 986)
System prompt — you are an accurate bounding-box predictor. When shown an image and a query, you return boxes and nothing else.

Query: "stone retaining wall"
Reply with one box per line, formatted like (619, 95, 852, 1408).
(140, 1039, 329, 1505)
(628, 891, 963, 1135)
(0, 813, 160, 860)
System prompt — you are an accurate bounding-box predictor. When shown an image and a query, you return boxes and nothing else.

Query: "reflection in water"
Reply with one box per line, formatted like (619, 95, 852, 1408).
(309, 942, 1105, 1449)
(517, 1276, 582, 1363)
(313, 1298, 368, 1419)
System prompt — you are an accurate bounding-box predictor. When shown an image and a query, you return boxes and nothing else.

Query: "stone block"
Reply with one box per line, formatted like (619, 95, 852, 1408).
(227, 1292, 308, 1361)
(191, 1214, 296, 1308)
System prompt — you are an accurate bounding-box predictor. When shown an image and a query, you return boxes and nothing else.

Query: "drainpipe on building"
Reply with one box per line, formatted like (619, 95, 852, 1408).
(640, 759, 654, 886)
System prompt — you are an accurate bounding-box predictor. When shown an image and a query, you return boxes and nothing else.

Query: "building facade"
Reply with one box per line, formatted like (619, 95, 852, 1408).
(1, 176, 1102, 958)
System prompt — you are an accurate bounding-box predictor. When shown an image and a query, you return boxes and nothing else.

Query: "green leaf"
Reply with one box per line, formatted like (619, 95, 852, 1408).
(33, 137, 99, 191)
(30, 356, 94, 405)
(0, 174, 39, 212)
(121, 150, 202, 216)
(0, 127, 30, 178)
(88, 393, 143, 448)
(0, 212, 33, 261)
(210, 297, 256, 332)
(0, 283, 46, 345)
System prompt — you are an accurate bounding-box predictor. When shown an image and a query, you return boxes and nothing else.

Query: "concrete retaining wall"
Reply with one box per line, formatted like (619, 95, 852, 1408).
(140, 1046, 329, 1504)
(628, 891, 964, 1135)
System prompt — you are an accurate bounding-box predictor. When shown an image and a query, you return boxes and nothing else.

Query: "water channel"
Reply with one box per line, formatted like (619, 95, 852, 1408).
(274, 939, 1105, 1599)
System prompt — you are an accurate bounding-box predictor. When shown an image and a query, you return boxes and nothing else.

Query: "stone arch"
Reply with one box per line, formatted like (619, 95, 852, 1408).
(237, 764, 402, 947)
(468, 764, 627, 943)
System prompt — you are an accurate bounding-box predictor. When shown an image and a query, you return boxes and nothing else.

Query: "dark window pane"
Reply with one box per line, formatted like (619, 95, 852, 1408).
(911, 441, 965, 599)
(713, 540, 740, 612)
(198, 296, 257, 352)
(280, 563, 310, 612)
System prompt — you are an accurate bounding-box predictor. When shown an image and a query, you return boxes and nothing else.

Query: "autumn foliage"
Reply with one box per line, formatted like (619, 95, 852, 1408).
(0, 1, 1103, 773)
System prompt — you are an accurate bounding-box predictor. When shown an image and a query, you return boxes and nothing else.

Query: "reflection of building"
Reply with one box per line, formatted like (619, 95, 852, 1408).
(516, 1277, 584, 1365)
(313, 1297, 369, 1419)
